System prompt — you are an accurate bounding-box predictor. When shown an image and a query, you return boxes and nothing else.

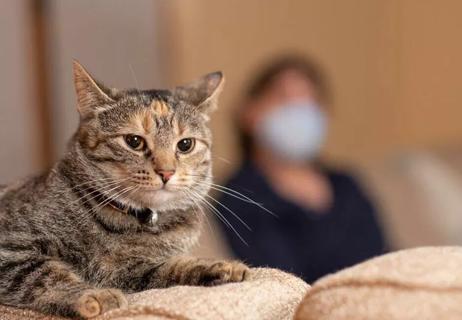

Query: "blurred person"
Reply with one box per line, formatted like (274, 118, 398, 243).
(216, 55, 386, 283)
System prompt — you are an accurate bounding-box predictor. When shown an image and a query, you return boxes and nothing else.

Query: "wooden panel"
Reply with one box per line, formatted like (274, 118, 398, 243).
(163, 0, 462, 177)
(399, 0, 462, 148)
(163, 0, 402, 178)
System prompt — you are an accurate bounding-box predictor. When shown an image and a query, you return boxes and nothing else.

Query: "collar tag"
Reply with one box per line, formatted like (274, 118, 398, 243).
(150, 211, 159, 225)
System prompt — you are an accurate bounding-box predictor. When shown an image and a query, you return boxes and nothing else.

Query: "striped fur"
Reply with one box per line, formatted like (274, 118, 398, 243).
(0, 62, 247, 318)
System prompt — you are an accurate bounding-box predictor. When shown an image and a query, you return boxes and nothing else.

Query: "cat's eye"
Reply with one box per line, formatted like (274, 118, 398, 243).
(124, 134, 145, 151)
(177, 138, 195, 154)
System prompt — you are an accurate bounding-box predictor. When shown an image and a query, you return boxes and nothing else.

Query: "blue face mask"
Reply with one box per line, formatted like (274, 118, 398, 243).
(255, 101, 327, 163)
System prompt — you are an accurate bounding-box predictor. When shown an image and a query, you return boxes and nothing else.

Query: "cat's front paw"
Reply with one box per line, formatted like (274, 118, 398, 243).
(196, 260, 249, 286)
(75, 288, 127, 318)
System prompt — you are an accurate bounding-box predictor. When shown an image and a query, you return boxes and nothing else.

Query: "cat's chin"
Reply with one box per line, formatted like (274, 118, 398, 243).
(134, 189, 193, 212)
(146, 189, 176, 204)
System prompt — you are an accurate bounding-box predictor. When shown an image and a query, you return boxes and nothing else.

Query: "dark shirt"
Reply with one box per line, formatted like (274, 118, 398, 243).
(217, 160, 386, 283)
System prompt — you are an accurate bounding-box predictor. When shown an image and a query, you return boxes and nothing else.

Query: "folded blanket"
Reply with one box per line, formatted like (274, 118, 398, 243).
(295, 246, 462, 320)
(0, 268, 308, 320)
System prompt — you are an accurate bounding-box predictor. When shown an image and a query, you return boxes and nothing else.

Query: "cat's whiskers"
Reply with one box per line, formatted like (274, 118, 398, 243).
(61, 178, 131, 230)
(74, 185, 137, 230)
(194, 180, 260, 203)
(206, 184, 260, 204)
(128, 63, 142, 96)
(70, 179, 132, 229)
(182, 189, 215, 239)
(112, 185, 143, 222)
(211, 155, 232, 165)
(187, 177, 277, 218)
(203, 194, 251, 231)
(69, 177, 124, 191)
(89, 185, 137, 215)
(181, 190, 200, 218)
(185, 189, 223, 229)
(184, 173, 214, 179)
(54, 176, 120, 200)
(187, 189, 221, 221)
(73, 184, 141, 241)
(67, 178, 130, 208)
(69, 183, 129, 220)
(188, 189, 248, 246)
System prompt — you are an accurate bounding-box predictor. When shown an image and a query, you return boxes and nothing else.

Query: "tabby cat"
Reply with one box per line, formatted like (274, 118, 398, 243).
(0, 61, 248, 318)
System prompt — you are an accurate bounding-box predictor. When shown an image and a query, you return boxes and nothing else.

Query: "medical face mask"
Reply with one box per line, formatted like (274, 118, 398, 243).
(255, 101, 327, 163)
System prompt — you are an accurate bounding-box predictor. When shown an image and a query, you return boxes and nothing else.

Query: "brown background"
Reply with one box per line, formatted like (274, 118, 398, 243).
(2, 0, 462, 251)
(163, 0, 462, 179)
(2, 0, 462, 180)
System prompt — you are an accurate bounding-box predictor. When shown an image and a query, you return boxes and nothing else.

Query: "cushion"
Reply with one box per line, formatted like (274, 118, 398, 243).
(360, 152, 462, 248)
(0, 268, 308, 320)
(295, 246, 462, 320)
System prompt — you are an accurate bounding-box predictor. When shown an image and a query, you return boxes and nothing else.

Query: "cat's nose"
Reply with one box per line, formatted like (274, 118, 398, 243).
(155, 169, 176, 184)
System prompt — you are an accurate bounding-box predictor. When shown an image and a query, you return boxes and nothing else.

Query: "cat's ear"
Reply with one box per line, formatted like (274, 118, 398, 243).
(174, 71, 224, 116)
(72, 60, 115, 117)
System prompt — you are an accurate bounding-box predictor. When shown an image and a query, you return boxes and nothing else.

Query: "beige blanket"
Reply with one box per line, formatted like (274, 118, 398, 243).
(0, 268, 308, 320)
(295, 247, 462, 320)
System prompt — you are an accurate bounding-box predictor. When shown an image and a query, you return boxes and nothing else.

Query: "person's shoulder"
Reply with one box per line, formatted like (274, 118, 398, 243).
(224, 160, 261, 186)
(322, 165, 363, 190)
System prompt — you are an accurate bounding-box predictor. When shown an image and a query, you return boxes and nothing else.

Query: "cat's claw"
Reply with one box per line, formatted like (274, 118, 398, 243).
(198, 260, 249, 286)
(75, 288, 127, 318)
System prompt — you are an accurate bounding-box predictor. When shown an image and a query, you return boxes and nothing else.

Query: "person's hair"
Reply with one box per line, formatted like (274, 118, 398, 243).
(238, 54, 330, 157)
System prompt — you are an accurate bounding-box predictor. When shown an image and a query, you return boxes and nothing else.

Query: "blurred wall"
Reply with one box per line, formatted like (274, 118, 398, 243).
(398, 1, 462, 149)
(0, 0, 167, 183)
(2, 0, 462, 183)
(163, 0, 462, 180)
(46, 0, 166, 158)
(2, 0, 462, 251)
(0, 0, 43, 182)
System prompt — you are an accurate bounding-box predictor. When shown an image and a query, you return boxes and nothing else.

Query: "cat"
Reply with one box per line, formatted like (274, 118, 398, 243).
(0, 61, 248, 318)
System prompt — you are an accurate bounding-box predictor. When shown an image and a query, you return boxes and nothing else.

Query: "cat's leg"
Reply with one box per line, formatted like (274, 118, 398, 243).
(0, 255, 127, 318)
(108, 256, 249, 291)
(154, 256, 250, 287)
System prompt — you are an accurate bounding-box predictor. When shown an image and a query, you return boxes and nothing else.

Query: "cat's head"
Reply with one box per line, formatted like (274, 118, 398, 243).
(70, 61, 223, 216)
